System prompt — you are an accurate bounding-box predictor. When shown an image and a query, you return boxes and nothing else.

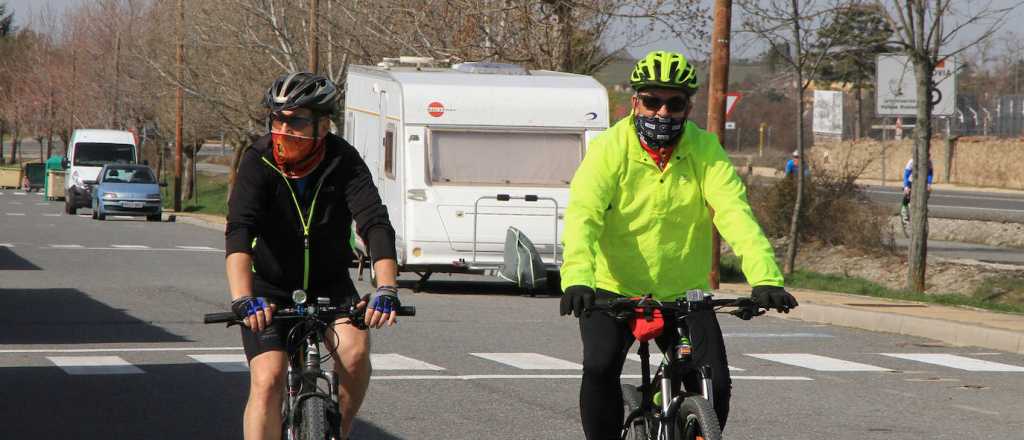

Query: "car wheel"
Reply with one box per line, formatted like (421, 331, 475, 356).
(65, 200, 76, 215)
(146, 213, 161, 222)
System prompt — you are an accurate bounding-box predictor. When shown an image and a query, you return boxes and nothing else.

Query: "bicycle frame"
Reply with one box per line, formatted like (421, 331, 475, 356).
(625, 315, 713, 440)
(283, 316, 340, 438)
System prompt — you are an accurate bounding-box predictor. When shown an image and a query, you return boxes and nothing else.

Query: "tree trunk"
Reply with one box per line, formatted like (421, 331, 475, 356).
(907, 59, 933, 292)
(554, 0, 573, 72)
(0, 121, 6, 164)
(783, 0, 804, 275)
(854, 83, 863, 140)
(9, 125, 19, 165)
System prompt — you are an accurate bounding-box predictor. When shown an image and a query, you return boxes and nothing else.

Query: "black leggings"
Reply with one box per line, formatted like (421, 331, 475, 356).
(579, 290, 732, 440)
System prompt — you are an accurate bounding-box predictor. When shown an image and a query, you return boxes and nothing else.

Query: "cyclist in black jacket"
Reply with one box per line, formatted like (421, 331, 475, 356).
(225, 72, 400, 440)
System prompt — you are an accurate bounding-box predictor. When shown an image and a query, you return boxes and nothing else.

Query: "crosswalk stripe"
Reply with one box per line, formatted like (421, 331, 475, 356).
(112, 245, 151, 249)
(47, 356, 145, 375)
(371, 353, 445, 370)
(881, 353, 1024, 372)
(189, 354, 249, 372)
(747, 354, 891, 372)
(471, 353, 582, 370)
(625, 353, 744, 371)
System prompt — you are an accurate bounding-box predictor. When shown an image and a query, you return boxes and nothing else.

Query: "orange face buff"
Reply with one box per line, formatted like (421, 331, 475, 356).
(271, 131, 326, 179)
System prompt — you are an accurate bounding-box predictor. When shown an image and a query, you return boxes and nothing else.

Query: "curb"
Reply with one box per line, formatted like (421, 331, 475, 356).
(777, 302, 1024, 355)
(168, 212, 226, 232)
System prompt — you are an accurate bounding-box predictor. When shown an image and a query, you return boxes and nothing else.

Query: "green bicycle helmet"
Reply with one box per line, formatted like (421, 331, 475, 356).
(629, 51, 699, 94)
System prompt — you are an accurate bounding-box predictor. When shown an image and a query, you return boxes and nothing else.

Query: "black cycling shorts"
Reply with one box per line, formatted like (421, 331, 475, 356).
(240, 292, 361, 362)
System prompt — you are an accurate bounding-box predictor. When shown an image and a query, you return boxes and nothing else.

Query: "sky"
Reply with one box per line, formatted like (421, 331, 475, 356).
(6, 0, 1024, 60)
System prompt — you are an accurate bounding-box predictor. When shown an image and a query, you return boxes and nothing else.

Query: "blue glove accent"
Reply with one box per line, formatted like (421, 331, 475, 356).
(231, 296, 269, 319)
(369, 286, 399, 314)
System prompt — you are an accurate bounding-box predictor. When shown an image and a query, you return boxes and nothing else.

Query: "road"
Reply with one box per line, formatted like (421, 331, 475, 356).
(863, 184, 1024, 223)
(2, 190, 1023, 439)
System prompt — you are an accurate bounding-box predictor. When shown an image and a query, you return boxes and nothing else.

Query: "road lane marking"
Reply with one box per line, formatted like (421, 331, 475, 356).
(42, 213, 60, 217)
(369, 374, 813, 381)
(626, 353, 744, 371)
(950, 404, 999, 416)
(371, 354, 445, 370)
(35, 203, 49, 206)
(189, 354, 249, 372)
(49, 244, 84, 248)
(471, 353, 582, 370)
(47, 356, 145, 375)
(6, 213, 25, 216)
(111, 245, 151, 249)
(176, 246, 220, 251)
(13, 192, 26, 195)
(40, 246, 222, 252)
(747, 354, 892, 371)
(0, 347, 242, 353)
(881, 353, 1024, 372)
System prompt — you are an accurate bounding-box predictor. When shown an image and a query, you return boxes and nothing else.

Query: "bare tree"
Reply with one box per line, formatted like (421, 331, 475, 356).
(739, 0, 839, 274)
(872, 0, 1013, 291)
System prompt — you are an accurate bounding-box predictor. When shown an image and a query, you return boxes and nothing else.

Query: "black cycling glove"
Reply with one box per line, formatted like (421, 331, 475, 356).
(751, 286, 799, 313)
(560, 285, 596, 317)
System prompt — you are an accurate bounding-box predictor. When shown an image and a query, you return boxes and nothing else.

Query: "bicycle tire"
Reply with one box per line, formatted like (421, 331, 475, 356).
(671, 396, 721, 440)
(298, 396, 331, 440)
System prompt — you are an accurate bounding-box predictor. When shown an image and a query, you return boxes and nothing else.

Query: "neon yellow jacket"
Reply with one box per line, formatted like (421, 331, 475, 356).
(560, 115, 783, 300)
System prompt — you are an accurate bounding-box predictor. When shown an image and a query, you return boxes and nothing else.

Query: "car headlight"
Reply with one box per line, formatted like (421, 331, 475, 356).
(103, 192, 119, 200)
(146, 193, 161, 199)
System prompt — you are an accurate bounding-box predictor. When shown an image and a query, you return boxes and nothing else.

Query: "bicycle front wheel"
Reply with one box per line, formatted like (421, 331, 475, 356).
(298, 397, 331, 440)
(620, 384, 653, 440)
(671, 396, 721, 440)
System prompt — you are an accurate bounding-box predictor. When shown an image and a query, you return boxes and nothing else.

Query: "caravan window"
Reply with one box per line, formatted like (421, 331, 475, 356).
(427, 130, 582, 186)
(384, 123, 396, 179)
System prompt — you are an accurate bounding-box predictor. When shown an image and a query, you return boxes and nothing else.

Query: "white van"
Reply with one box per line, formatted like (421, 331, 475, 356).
(63, 129, 138, 215)
(344, 60, 609, 290)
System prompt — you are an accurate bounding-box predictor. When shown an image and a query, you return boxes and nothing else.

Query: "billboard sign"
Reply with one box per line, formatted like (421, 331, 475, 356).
(876, 54, 957, 116)
(813, 90, 844, 135)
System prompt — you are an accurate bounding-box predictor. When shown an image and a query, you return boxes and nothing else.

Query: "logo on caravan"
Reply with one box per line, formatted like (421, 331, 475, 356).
(427, 101, 445, 117)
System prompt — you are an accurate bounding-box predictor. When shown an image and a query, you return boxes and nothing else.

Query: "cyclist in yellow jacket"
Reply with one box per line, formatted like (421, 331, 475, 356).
(559, 51, 798, 439)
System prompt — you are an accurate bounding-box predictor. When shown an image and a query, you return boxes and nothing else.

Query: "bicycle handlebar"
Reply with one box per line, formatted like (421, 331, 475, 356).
(203, 304, 417, 325)
(586, 296, 765, 320)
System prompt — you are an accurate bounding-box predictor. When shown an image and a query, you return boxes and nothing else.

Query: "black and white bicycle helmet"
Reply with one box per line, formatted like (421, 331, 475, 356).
(263, 72, 339, 115)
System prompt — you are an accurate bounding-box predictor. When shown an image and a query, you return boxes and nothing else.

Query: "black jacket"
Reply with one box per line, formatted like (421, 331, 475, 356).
(225, 133, 396, 299)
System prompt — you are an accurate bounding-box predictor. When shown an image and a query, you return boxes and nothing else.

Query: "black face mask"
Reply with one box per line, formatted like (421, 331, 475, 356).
(635, 115, 685, 149)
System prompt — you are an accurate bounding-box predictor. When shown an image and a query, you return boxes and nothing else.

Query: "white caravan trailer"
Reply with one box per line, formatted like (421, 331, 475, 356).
(344, 60, 609, 290)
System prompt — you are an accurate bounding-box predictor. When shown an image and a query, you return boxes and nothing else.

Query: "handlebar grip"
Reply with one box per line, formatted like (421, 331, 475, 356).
(397, 306, 416, 316)
(204, 312, 238, 324)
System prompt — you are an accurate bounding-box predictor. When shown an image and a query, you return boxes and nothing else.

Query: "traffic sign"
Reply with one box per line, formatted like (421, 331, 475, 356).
(876, 54, 957, 116)
(726, 92, 742, 119)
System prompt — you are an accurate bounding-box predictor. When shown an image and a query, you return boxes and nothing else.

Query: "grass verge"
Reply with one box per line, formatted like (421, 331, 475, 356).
(161, 172, 230, 216)
(720, 255, 1024, 314)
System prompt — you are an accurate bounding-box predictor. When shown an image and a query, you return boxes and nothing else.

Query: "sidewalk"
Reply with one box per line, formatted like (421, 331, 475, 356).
(166, 210, 226, 231)
(720, 282, 1024, 355)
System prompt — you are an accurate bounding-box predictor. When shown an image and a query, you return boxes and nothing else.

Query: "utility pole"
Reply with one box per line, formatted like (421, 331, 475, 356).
(705, 0, 733, 289)
(308, 0, 319, 73)
(174, 0, 184, 212)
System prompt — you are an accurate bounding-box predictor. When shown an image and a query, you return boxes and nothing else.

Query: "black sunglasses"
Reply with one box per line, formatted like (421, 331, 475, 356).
(638, 94, 689, 113)
(270, 112, 319, 131)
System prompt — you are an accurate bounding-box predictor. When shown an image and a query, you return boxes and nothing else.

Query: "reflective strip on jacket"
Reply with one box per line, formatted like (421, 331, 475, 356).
(560, 115, 783, 300)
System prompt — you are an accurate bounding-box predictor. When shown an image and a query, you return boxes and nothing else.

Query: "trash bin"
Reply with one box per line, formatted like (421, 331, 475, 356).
(44, 155, 66, 200)
(0, 166, 19, 188)
(23, 162, 45, 192)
